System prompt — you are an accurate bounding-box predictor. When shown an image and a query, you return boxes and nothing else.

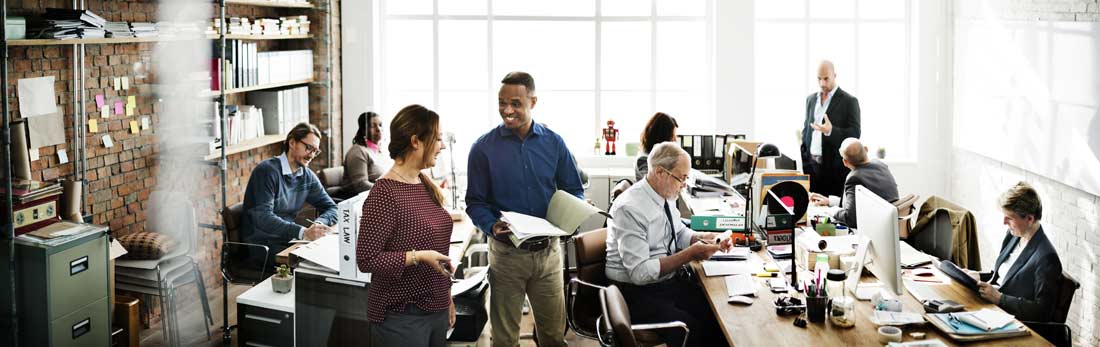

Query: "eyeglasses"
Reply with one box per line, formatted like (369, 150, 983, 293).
(300, 141, 322, 155)
(660, 167, 688, 186)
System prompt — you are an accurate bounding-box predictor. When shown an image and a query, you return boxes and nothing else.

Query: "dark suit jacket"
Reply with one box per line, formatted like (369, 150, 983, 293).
(979, 227, 1063, 322)
(833, 159, 898, 228)
(801, 87, 861, 196)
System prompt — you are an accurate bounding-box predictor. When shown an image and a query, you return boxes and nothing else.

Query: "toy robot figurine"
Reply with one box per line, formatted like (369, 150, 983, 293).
(602, 120, 619, 155)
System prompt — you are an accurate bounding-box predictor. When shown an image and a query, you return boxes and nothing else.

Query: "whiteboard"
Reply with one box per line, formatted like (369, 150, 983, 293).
(954, 19, 1100, 196)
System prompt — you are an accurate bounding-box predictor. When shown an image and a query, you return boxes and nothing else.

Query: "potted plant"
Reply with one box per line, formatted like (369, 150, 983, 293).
(272, 264, 293, 294)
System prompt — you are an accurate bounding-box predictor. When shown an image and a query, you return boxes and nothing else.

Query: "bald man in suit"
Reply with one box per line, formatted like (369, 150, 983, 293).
(801, 60, 861, 198)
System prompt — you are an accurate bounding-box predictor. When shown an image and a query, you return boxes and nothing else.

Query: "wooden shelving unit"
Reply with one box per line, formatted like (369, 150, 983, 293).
(203, 134, 285, 161)
(204, 78, 312, 97)
(7, 34, 311, 46)
(223, 0, 313, 8)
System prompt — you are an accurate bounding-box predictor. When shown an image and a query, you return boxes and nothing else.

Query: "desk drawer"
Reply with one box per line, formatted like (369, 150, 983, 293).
(51, 296, 109, 347)
(238, 303, 294, 347)
(48, 235, 107, 320)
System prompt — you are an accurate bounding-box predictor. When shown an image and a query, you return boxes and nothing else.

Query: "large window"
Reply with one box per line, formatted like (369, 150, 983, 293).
(754, 0, 916, 161)
(376, 0, 714, 164)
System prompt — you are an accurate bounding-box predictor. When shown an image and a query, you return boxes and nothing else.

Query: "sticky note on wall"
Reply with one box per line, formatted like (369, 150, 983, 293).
(95, 94, 105, 108)
(89, 119, 98, 133)
(130, 120, 139, 134)
(114, 100, 123, 115)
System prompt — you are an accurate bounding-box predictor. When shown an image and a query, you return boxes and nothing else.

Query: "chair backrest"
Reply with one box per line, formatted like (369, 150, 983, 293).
(222, 202, 246, 243)
(892, 194, 918, 238)
(1053, 272, 1080, 324)
(571, 229, 608, 336)
(611, 179, 633, 203)
(319, 166, 344, 188)
(147, 191, 198, 255)
(908, 210, 954, 261)
(601, 285, 639, 347)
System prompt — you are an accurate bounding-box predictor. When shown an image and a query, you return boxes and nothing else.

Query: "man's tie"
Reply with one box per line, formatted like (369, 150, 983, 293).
(664, 201, 676, 255)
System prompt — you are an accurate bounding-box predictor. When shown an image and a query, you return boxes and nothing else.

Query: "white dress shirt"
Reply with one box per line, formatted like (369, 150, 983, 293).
(994, 237, 1029, 286)
(810, 85, 837, 157)
(605, 179, 696, 286)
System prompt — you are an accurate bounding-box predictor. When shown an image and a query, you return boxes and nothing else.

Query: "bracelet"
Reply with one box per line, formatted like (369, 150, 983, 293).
(411, 250, 418, 265)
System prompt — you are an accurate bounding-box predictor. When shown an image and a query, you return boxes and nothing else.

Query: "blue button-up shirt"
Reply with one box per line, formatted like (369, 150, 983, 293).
(465, 122, 585, 237)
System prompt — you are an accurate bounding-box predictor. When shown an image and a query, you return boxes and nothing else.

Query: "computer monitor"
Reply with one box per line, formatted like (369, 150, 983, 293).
(854, 185, 904, 295)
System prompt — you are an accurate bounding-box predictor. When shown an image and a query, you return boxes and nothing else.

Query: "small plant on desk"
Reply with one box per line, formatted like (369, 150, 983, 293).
(272, 264, 293, 294)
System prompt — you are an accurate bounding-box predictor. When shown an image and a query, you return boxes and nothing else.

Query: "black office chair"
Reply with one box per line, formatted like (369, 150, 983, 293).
(220, 202, 272, 285)
(1022, 271, 1080, 347)
(598, 285, 688, 347)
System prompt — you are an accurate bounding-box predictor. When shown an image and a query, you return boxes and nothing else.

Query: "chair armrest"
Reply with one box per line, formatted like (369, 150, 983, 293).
(570, 278, 607, 292)
(595, 315, 611, 347)
(633, 321, 691, 347)
(221, 241, 271, 284)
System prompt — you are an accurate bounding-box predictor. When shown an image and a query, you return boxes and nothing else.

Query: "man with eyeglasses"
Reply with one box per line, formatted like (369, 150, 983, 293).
(241, 122, 339, 268)
(605, 141, 733, 347)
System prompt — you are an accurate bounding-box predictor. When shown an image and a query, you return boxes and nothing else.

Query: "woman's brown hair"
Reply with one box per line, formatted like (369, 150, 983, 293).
(389, 104, 445, 206)
(641, 112, 679, 154)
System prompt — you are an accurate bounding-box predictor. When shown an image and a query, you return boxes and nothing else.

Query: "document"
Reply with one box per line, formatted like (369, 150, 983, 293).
(17, 76, 58, 118)
(956, 309, 1014, 332)
(27, 112, 66, 148)
(701, 261, 752, 277)
(451, 267, 488, 298)
(291, 234, 340, 273)
(503, 190, 608, 247)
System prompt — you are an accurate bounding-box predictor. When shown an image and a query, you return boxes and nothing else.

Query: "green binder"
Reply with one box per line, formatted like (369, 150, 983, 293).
(690, 215, 746, 231)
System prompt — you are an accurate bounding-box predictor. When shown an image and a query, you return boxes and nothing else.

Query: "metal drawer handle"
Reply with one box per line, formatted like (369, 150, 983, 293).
(70, 256, 89, 276)
(72, 317, 91, 339)
(244, 314, 282, 325)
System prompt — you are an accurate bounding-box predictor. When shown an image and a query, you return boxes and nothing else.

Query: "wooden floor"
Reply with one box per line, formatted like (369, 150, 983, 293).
(138, 284, 602, 347)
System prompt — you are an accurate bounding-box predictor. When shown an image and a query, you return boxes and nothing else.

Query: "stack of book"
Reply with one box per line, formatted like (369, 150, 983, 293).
(30, 8, 107, 39)
(280, 15, 310, 35)
(130, 22, 158, 38)
(105, 21, 133, 38)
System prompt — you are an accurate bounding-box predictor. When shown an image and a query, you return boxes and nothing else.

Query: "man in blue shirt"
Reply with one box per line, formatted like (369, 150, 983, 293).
(242, 122, 338, 269)
(466, 71, 584, 347)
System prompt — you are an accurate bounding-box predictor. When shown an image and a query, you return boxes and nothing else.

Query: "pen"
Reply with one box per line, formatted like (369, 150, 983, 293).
(754, 272, 778, 278)
(305, 218, 321, 225)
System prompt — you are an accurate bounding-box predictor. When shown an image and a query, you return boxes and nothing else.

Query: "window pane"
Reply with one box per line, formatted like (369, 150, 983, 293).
(602, 0, 651, 16)
(383, 20, 433, 91)
(602, 22, 651, 90)
(858, 23, 907, 159)
(755, 0, 805, 19)
(384, 0, 432, 16)
(656, 91, 710, 135)
(754, 22, 807, 158)
(440, 20, 488, 91)
(656, 21, 707, 90)
(601, 91, 653, 149)
(440, 0, 487, 15)
(809, 0, 854, 19)
(808, 23, 855, 85)
(493, 21, 595, 90)
(657, 0, 706, 17)
(438, 91, 492, 168)
(382, 91, 434, 121)
(492, 0, 594, 17)
(858, 0, 905, 19)
(533, 91, 595, 152)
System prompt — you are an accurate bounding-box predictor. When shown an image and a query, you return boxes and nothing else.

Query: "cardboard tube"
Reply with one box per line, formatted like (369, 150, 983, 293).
(10, 121, 32, 180)
(62, 179, 83, 222)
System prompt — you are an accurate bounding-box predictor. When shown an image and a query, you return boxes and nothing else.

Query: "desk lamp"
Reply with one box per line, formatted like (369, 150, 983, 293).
(744, 143, 781, 268)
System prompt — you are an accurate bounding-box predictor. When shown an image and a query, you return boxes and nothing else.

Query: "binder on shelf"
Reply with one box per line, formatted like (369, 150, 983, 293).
(689, 215, 745, 232)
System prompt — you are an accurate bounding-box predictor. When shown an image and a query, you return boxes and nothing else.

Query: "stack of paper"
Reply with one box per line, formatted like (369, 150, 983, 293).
(130, 22, 158, 38)
(956, 309, 1014, 332)
(711, 246, 750, 261)
(105, 22, 133, 38)
(701, 261, 752, 277)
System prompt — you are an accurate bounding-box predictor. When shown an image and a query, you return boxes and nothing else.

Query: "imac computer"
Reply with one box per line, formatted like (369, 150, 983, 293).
(853, 185, 904, 296)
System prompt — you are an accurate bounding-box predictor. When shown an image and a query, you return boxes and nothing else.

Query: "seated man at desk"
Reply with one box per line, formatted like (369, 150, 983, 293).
(605, 142, 732, 346)
(241, 122, 339, 268)
(809, 137, 897, 229)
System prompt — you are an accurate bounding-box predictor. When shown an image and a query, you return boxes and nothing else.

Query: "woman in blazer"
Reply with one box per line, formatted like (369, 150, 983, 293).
(968, 182, 1063, 322)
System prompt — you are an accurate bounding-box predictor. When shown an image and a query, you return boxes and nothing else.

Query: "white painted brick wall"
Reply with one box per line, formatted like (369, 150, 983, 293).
(949, 150, 1100, 346)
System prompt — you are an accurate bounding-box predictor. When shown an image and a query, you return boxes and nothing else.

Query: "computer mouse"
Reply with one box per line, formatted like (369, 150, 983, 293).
(727, 295, 754, 305)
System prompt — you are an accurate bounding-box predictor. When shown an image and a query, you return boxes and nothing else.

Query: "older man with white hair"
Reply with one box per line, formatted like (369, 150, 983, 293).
(605, 141, 733, 346)
(810, 137, 899, 228)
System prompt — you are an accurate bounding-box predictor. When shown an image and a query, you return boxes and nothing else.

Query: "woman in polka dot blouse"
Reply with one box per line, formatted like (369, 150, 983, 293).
(356, 104, 455, 346)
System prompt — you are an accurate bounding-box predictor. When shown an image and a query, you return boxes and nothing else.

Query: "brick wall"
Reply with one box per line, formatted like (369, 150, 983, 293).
(950, 1, 1100, 346)
(5, 0, 342, 326)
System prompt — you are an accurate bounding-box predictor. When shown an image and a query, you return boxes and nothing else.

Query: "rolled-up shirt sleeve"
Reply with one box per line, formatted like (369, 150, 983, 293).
(672, 205, 695, 252)
(614, 205, 664, 284)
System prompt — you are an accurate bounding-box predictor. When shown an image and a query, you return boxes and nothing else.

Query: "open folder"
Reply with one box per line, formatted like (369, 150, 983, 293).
(502, 190, 610, 247)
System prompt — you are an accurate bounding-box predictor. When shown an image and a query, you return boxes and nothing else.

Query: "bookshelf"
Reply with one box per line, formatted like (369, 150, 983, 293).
(203, 134, 284, 161)
(205, 78, 312, 97)
(224, 0, 314, 9)
(6, 34, 311, 46)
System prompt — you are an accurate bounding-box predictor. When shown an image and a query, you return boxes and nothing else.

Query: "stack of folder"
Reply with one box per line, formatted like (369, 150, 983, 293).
(30, 8, 106, 39)
(926, 309, 1030, 341)
(105, 22, 133, 38)
(130, 22, 158, 38)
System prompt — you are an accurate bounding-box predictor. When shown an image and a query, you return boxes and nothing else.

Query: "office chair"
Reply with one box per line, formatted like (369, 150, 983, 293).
(599, 284, 689, 347)
(567, 228, 609, 340)
(318, 166, 346, 201)
(220, 202, 271, 285)
(892, 194, 918, 239)
(1022, 271, 1080, 347)
(114, 191, 212, 347)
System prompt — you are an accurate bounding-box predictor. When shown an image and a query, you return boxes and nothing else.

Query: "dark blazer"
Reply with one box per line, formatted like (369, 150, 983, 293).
(980, 227, 1063, 322)
(833, 159, 898, 228)
(801, 87, 861, 196)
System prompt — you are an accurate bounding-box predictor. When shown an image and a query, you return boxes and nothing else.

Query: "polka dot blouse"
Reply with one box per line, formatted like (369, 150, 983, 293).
(356, 178, 453, 323)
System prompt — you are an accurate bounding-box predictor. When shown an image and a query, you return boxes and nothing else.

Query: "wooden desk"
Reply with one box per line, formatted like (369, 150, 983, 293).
(692, 251, 1052, 346)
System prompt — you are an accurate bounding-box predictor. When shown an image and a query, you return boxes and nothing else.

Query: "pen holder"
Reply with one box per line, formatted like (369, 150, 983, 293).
(806, 294, 828, 323)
